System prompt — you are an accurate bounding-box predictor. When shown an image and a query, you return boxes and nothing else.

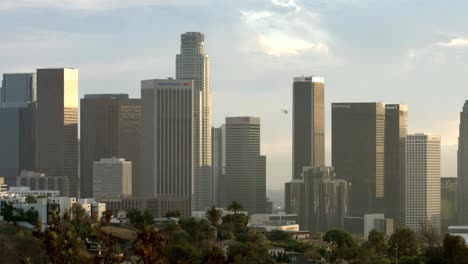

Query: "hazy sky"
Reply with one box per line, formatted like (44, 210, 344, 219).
(1, 0, 466, 189)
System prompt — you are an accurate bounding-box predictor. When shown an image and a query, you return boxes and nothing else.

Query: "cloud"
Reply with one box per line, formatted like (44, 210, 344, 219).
(436, 38, 468, 47)
(240, 0, 331, 57)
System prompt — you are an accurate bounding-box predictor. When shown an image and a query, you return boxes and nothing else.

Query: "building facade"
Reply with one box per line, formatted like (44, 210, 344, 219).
(406, 133, 441, 232)
(300, 166, 349, 233)
(224, 116, 267, 215)
(441, 177, 458, 233)
(176, 32, 212, 210)
(458, 101, 468, 225)
(17, 171, 69, 197)
(384, 104, 408, 227)
(212, 125, 225, 207)
(93, 158, 132, 200)
(1, 73, 36, 108)
(141, 79, 193, 217)
(80, 94, 141, 198)
(332, 102, 385, 216)
(292, 76, 325, 179)
(36, 68, 79, 197)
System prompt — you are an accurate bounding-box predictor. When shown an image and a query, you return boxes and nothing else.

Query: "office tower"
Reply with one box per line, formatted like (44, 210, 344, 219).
(1, 73, 36, 108)
(17, 171, 69, 197)
(406, 133, 441, 232)
(384, 104, 408, 227)
(300, 166, 349, 233)
(284, 179, 303, 214)
(441, 177, 458, 233)
(93, 158, 132, 200)
(225, 117, 267, 214)
(293, 76, 325, 179)
(458, 101, 468, 224)
(212, 125, 225, 207)
(0, 107, 35, 186)
(176, 32, 212, 210)
(36, 68, 79, 197)
(332, 102, 385, 216)
(80, 94, 141, 198)
(141, 79, 193, 217)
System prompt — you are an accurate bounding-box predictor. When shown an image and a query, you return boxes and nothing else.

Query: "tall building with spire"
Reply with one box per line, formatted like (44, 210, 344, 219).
(176, 32, 212, 210)
(458, 101, 468, 224)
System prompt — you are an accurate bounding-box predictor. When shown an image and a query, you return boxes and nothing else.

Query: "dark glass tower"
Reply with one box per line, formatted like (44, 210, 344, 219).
(458, 101, 468, 224)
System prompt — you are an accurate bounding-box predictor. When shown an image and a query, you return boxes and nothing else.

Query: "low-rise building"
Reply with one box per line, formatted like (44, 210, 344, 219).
(1, 186, 59, 198)
(17, 170, 70, 197)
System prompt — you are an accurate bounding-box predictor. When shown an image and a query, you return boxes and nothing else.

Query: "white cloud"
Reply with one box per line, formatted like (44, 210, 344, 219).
(436, 38, 468, 47)
(240, 1, 331, 57)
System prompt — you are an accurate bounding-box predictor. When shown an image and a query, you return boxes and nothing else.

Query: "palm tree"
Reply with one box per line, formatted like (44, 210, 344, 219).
(206, 206, 222, 225)
(227, 201, 244, 215)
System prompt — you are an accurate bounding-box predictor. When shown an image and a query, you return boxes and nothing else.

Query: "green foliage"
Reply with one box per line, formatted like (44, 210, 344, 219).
(323, 229, 356, 248)
(179, 218, 215, 243)
(227, 229, 277, 264)
(25, 195, 36, 204)
(1, 202, 15, 223)
(227, 201, 244, 214)
(133, 226, 167, 264)
(443, 234, 468, 263)
(219, 213, 249, 237)
(206, 205, 222, 225)
(268, 230, 293, 242)
(66, 203, 93, 239)
(367, 229, 387, 254)
(388, 228, 419, 258)
(128, 209, 154, 229)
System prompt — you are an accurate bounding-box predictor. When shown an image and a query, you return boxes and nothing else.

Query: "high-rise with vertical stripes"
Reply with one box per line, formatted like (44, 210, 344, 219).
(141, 79, 193, 217)
(458, 101, 468, 224)
(176, 32, 212, 210)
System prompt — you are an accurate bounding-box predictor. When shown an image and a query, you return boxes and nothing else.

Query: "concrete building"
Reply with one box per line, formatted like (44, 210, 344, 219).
(93, 158, 132, 200)
(0, 106, 35, 186)
(284, 179, 303, 215)
(344, 214, 394, 238)
(332, 102, 385, 216)
(0, 177, 8, 192)
(224, 116, 267, 215)
(292, 76, 325, 179)
(17, 170, 69, 197)
(384, 104, 408, 228)
(250, 213, 298, 226)
(406, 133, 441, 232)
(141, 79, 193, 217)
(1, 73, 36, 108)
(441, 177, 458, 233)
(448, 226, 468, 244)
(212, 125, 226, 207)
(458, 101, 468, 225)
(1, 186, 59, 198)
(80, 94, 141, 198)
(36, 68, 79, 197)
(300, 166, 349, 233)
(176, 32, 212, 210)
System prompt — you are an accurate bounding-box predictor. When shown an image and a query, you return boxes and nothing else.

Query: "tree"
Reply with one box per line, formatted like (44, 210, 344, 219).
(206, 206, 222, 225)
(207, 244, 227, 264)
(418, 221, 441, 249)
(367, 229, 387, 254)
(227, 201, 244, 215)
(1, 202, 14, 223)
(128, 209, 154, 229)
(24, 208, 39, 226)
(443, 234, 468, 264)
(388, 228, 418, 259)
(268, 230, 293, 242)
(133, 226, 167, 264)
(323, 229, 356, 248)
(25, 195, 36, 204)
(227, 229, 276, 264)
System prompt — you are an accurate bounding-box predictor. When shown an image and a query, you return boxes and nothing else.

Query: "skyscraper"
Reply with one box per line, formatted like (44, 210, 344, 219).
(384, 104, 408, 227)
(441, 177, 457, 233)
(300, 166, 349, 233)
(1, 73, 36, 108)
(141, 78, 193, 217)
(93, 158, 132, 200)
(80, 94, 141, 198)
(332, 102, 385, 217)
(225, 117, 266, 214)
(212, 125, 225, 207)
(293, 76, 325, 179)
(36, 68, 79, 197)
(458, 101, 468, 224)
(0, 73, 37, 186)
(176, 32, 212, 210)
(406, 133, 441, 232)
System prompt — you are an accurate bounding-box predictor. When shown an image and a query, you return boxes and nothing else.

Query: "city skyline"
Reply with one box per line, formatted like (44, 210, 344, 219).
(0, 0, 466, 189)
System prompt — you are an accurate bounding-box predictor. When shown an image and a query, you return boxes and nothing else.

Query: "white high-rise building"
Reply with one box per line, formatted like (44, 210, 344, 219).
(406, 133, 441, 232)
(141, 78, 193, 217)
(93, 158, 132, 200)
(176, 32, 212, 210)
